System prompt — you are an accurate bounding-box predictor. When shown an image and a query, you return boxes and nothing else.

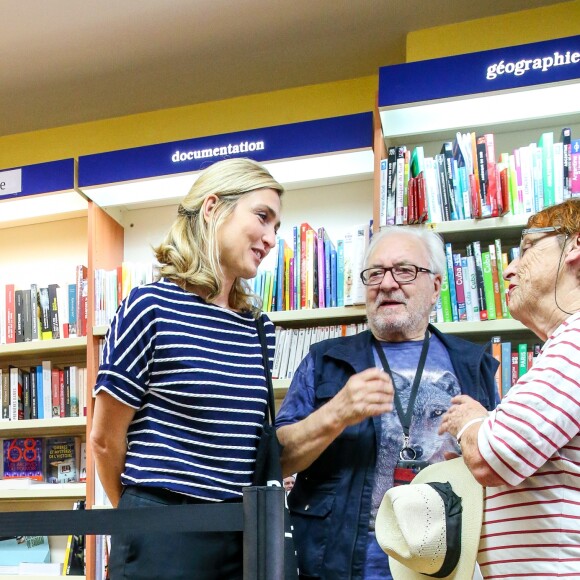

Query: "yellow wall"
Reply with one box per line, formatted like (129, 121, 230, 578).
(1, 1, 579, 170)
(407, 0, 580, 61)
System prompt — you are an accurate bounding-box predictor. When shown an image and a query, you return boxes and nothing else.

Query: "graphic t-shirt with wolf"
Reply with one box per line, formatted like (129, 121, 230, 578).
(365, 334, 461, 579)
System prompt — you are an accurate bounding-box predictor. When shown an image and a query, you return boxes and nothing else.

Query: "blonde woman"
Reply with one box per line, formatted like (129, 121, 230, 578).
(91, 158, 283, 579)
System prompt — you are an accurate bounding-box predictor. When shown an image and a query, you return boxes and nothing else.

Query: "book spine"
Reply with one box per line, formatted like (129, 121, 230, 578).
(5, 284, 15, 344)
(48, 284, 60, 340)
(386, 146, 397, 226)
(452, 253, 467, 321)
(395, 146, 407, 225)
(476, 136, 491, 218)
(518, 343, 528, 378)
(436, 154, 452, 221)
(300, 224, 312, 309)
(336, 239, 345, 307)
(468, 242, 488, 321)
(491, 336, 502, 402)
(461, 257, 473, 322)
(562, 127, 572, 198)
(501, 341, 512, 398)
(379, 158, 388, 227)
(15, 289, 24, 343)
(439, 268, 453, 323)
(465, 255, 480, 321)
(481, 251, 497, 321)
(317, 228, 326, 309)
(22, 289, 32, 343)
(511, 351, 519, 386)
(1, 371, 9, 420)
(488, 244, 503, 319)
(444, 243, 459, 322)
(494, 239, 509, 319)
(35, 365, 44, 420)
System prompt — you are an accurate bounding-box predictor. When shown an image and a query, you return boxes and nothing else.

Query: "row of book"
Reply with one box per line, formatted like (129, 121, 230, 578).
(0, 265, 88, 346)
(0, 435, 85, 483)
(379, 128, 580, 227)
(251, 221, 372, 313)
(431, 239, 519, 324)
(490, 337, 542, 400)
(0, 364, 87, 421)
(94, 261, 155, 326)
(273, 323, 368, 380)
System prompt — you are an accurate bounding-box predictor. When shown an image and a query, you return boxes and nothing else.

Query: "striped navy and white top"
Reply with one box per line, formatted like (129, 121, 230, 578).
(94, 279, 275, 502)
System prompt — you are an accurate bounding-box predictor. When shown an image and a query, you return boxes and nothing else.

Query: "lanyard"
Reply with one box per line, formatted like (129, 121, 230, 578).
(374, 331, 430, 459)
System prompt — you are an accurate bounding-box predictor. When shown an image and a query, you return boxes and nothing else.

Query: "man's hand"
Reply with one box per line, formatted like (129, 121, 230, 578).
(439, 394, 487, 439)
(327, 367, 394, 429)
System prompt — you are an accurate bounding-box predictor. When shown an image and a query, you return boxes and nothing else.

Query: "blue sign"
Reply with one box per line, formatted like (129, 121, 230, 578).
(379, 34, 580, 108)
(78, 112, 373, 187)
(0, 159, 75, 201)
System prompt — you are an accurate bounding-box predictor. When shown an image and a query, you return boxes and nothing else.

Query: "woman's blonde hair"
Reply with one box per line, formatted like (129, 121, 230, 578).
(154, 158, 283, 313)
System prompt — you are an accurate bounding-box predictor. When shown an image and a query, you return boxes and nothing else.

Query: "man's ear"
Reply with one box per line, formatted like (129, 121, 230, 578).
(564, 233, 580, 266)
(431, 273, 442, 305)
(201, 194, 219, 223)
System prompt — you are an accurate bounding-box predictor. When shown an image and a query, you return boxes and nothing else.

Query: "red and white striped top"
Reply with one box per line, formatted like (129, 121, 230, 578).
(477, 312, 580, 578)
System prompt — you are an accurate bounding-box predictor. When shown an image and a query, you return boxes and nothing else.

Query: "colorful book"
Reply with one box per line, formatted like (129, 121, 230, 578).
(518, 343, 528, 378)
(481, 251, 497, 321)
(3, 438, 43, 480)
(45, 436, 79, 484)
(501, 341, 512, 398)
(444, 243, 458, 322)
(452, 253, 467, 321)
(488, 243, 503, 319)
(439, 268, 453, 323)
(491, 336, 502, 401)
(336, 239, 345, 307)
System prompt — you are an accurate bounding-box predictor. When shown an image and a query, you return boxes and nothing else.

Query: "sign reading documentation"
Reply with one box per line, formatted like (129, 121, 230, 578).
(77, 112, 373, 187)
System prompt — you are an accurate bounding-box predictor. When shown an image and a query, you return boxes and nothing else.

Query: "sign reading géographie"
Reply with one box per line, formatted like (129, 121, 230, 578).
(379, 34, 580, 107)
(0, 168, 22, 197)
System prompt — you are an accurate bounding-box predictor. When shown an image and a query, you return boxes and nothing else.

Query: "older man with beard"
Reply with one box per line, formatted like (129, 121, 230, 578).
(276, 227, 498, 580)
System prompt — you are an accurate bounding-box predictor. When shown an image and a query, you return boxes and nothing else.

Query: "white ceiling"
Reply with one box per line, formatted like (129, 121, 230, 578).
(0, 0, 567, 138)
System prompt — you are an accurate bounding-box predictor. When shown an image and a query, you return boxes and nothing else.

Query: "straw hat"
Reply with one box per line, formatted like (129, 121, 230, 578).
(375, 457, 483, 580)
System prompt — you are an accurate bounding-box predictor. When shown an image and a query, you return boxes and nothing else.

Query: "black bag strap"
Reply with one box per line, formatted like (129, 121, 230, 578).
(257, 315, 276, 426)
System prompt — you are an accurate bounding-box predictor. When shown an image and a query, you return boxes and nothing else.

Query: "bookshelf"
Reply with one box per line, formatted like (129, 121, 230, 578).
(0, 159, 89, 576)
(375, 34, 580, 346)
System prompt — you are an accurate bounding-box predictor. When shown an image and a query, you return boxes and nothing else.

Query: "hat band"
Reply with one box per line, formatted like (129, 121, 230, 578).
(425, 482, 462, 578)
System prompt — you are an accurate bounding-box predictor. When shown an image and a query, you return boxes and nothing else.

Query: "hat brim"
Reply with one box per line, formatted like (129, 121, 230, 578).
(378, 457, 483, 580)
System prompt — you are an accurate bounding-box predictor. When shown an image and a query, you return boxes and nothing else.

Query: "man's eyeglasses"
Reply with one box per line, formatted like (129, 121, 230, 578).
(360, 264, 433, 286)
(519, 226, 561, 256)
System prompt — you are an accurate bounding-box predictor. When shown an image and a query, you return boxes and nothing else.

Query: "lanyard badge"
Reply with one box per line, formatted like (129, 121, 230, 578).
(375, 332, 431, 486)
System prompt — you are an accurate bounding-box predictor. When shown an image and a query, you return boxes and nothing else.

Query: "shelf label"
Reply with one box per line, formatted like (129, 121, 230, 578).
(0, 168, 22, 196)
(77, 112, 373, 187)
(379, 34, 580, 107)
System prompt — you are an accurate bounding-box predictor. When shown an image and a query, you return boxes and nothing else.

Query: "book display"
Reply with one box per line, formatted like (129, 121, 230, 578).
(375, 34, 580, 348)
(0, 160, 88, 577)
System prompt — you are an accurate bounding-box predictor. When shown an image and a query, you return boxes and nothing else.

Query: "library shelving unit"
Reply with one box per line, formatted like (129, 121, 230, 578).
(0, 159, 89, 578)
(375, 33, 580, 346)
(77, 112, 375, 576)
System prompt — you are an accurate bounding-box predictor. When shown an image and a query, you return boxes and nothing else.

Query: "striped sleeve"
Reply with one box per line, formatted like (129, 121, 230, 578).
(478, 318, 580, 486)
(94, 287, 157, 408)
